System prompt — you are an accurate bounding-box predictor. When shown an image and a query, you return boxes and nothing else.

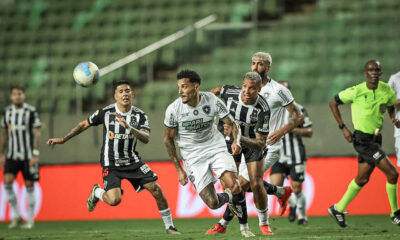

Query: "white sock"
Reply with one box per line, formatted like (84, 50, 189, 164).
(218, 218, 229, 228)
(159, 208, 174, 229)
(4, 184, 20, 218)
(27, 187, 35, 223)
(275, 186, 285, 198)
(239, 223, 249, 231)
(256, 207, 269, 226)
(296, 192, 307, 219)
(94, 188, 105, 201)
(288, 196, 297, 208)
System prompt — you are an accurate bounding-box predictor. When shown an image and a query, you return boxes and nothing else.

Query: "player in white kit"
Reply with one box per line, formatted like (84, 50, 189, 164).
(164, 70, 249, 230)
(388, 71, 400, 167)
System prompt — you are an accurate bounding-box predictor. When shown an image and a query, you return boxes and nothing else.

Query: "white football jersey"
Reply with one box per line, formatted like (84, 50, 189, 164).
(259, 78, 294, 149)
(388, 71, 400, 137)
(164, 91, 230, 163)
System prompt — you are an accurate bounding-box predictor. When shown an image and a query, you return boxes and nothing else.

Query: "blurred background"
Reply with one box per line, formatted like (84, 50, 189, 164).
(1, 0, 400, 223)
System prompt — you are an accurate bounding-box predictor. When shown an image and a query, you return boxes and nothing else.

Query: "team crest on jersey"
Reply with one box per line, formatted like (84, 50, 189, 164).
(193, 110, 199, 115)
(202, 105, 211, 114)
(250, 110, 258, 122)
(130, 116, 137, 127)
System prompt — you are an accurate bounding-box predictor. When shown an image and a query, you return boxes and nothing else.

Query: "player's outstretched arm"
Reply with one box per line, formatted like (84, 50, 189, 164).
(329, 98, 353, 142)
(210, 84, 224, 96)
(267, 102, 304, 145)
(241, 133, 267, 151)
(46, 120, 91, 145)
(163, 127, 188, 186)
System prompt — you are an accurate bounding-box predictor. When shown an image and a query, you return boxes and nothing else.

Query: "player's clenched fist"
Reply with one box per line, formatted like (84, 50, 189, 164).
(46, 138, 65, 145)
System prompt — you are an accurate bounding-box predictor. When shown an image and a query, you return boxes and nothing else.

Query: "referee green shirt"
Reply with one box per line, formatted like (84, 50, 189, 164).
(337, 81, 396, 134)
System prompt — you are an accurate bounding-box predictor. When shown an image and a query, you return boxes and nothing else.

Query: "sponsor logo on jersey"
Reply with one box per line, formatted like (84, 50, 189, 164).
(182, 119, 212, 132)
(109, 131, 134, 140)
(8, 124, 26, 131)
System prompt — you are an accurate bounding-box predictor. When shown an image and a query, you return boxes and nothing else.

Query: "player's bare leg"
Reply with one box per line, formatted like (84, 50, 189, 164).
(247, 160, 272, 235)
(144, 181, 180, 234)
(4, 173, 22, 229)
(101, 188, 122, 206)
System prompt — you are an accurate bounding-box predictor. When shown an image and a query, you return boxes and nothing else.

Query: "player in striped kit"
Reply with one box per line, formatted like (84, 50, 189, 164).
(47, 80, 180, 234)
(1, 85, 41, 229)
(270, 81, 313, 225)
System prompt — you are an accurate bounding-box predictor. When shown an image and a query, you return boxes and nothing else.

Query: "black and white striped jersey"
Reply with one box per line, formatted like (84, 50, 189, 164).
(280, 103, 312, 165)
(1, 103, 41, 161)
(88, 103, 150, 170)
(220, 85, 270, 138)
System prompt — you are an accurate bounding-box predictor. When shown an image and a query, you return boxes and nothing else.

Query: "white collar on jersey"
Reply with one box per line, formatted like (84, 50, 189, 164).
(238, 90, 259, 107)
(115, 103, 133, 116)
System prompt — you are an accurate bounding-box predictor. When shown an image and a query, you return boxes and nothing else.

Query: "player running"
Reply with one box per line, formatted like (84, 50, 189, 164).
(328, 60, 400, 227)
(270, 81, 313, 225)
(47, 80, 180, 234)
(164, 70, 251, 236)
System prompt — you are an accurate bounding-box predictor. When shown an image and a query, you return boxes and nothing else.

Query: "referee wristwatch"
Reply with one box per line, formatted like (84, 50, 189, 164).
(338, 123, 346, 129)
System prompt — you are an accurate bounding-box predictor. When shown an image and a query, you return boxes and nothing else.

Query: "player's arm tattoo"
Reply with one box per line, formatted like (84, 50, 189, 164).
(240, 133, 267, 151)
(163, 127, 183, 170)
(32, 128, 41, 150)
(0, 128, 8, 155)
(62, 120, 91, 143)
(282, 103, 304, 135)
(130, 128, 150, 144)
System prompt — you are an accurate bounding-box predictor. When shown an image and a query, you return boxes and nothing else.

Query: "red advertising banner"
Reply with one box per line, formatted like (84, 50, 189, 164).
(0, 157, 398, 221)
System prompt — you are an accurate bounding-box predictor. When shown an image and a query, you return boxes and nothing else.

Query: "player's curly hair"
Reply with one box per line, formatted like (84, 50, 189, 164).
(177, 70, 201, 85)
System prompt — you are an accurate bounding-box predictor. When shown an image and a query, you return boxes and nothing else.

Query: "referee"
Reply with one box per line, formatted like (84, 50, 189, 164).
(328, 60, 400, 228)
(0, 85, 41, 229)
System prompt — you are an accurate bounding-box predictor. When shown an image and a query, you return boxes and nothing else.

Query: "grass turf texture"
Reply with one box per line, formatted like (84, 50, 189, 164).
(0, 215, 399, 239)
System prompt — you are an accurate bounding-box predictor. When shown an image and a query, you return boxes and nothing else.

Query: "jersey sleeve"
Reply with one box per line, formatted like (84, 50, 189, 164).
(32, 109, 42, 128)
(214, 94, 230, 119)
(138, 112, 150, 131)
(278, 86, 295, 107)
(388, 75, 400, 99)
(88, 109, 105, 126)
(256, 109, 270, 135)
(164, 104, 178, 128)
(387, 87, 397, 107)
(337, 86, 356, 104)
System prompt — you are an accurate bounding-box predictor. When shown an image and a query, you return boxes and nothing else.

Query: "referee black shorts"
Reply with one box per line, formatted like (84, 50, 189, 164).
(102, 164, 158, 192)
(353, 130, 386, 166)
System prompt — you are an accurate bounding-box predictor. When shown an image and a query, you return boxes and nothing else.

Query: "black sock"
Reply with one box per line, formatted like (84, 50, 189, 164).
(233, 190, 248, 224)
(216, 193, 230, 208)
(223, 206, 235, 221)
(245, 181, 277, 195)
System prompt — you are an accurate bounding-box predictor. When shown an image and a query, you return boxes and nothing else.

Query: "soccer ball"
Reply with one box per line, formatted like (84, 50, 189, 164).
(73, 61, 100, 87)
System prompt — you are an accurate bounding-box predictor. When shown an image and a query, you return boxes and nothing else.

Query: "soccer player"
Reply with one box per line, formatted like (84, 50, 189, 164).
(328, 60, 400, 227)
(163, 70, 250, 235)
(46, 80, 180, 234)
(388, 71, 400, 167)
(270, 81, 313, 225)
(0, 85, 41, 229)
(206, 72, 273, 236)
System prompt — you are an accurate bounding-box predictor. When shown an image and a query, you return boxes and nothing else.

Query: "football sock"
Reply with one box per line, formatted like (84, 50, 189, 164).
(336, 179, 362, 212)
(240, 223, 249, 231)
(159, 208, 174, 229)
(288, 196, 297, 208)
(216, 193, 230, 208)
(95, 188, 105, 201)
(4, 184, 20, 218)
(233, 190, 248, 224)
(222, 206, 234, 223)
(386, 182, 399, 215)
(260, 181, 284, 197)
(27, 187, 35, 223)
(219, 217, 230, 228)
(296, 192, 307, 219)
(256, 207, 269, 226)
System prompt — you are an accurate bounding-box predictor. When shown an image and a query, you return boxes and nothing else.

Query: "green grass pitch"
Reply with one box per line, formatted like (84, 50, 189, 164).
(1, 215, 399, 239)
